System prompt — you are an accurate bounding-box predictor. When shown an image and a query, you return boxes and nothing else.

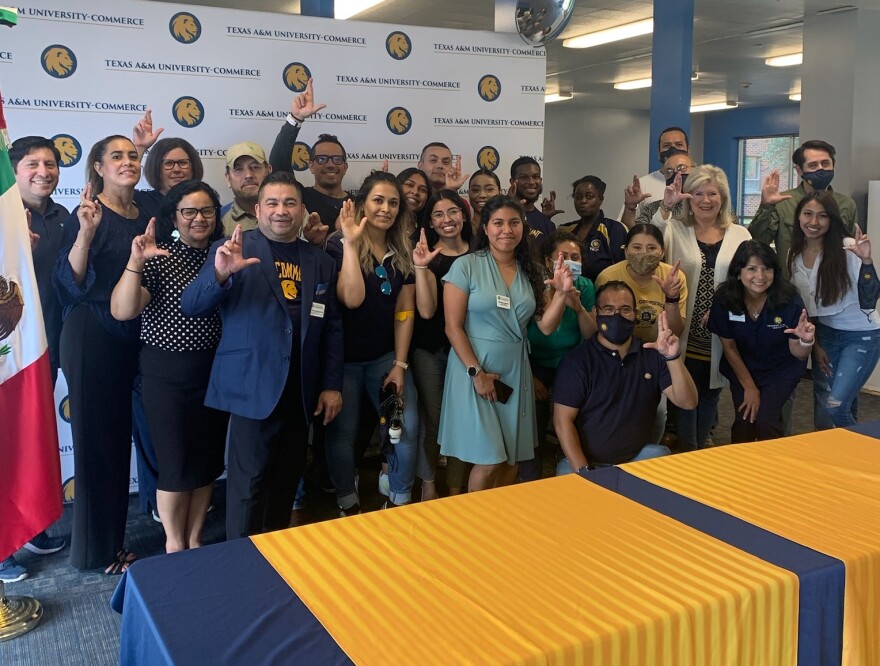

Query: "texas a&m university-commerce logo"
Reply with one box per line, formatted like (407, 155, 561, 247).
(41, 45, 76, 79)
(386, 107, 412, 135)
(283, 62, 311, 93)
(51, 134, 82, 167)
(386, 31, 412, 60)
(173, 97, 205, 128)
(169, 12, 201, 43)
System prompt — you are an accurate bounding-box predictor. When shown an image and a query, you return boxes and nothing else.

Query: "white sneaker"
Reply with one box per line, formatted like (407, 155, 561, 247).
(378, 472, 390, 497)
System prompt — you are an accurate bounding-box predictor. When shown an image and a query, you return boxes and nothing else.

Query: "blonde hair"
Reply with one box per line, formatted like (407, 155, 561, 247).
(679, 164, 737, 229)
(351, 171, 414, 277)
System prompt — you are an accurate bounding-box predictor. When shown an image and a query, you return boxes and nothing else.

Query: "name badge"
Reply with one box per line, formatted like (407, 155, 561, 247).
(729, 311, 746, 322)
(496, 295, 511, 310)
(310, 302, 326, 318)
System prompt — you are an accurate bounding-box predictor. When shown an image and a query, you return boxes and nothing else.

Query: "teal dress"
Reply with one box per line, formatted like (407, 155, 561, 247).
(438, 252, 538, 465)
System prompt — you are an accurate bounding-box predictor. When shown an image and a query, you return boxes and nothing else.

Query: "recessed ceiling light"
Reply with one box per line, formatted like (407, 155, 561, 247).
(690, 101, 738, 113)
(563, 18, 653, 49)
(334, 0, 389, 20)
(765, 53, 803, 67)
(545, 92, 573, 103)
(614, 77, 652, 90)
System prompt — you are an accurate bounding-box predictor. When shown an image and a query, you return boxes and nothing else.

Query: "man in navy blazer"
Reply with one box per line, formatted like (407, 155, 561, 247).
(182, 171, 343, 539)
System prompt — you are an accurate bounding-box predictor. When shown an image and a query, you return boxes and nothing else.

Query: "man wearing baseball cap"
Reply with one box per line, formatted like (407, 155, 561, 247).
(221, 141, 272, 236)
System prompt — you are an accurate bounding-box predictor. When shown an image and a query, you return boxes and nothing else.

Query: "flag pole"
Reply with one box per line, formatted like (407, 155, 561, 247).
(0, 6, 46, 641)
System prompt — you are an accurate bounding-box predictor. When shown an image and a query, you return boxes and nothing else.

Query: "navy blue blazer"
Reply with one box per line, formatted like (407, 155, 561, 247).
(181, 229, 343, 421)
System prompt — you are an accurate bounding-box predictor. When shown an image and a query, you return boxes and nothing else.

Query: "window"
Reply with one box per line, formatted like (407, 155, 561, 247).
(737, 135, 799, 226)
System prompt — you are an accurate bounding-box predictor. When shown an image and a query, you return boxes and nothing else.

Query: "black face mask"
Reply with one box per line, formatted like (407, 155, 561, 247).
(802, 169, 834, 191)
(596, 313, 636, 345)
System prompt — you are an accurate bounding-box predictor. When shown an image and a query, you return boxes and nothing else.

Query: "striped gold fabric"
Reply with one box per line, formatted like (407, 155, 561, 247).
(252, 475, 797, 665)
(624, 430, 880, 666)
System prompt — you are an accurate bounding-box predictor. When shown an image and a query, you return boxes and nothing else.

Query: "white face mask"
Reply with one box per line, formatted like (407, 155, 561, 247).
(563, 259, 582, 278)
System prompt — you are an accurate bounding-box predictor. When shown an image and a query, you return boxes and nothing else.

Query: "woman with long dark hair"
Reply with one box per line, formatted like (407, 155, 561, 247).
(397, 167, 431, 233)
(110, 180, 227, 552)
(438, 195, 572, 491)
(788, 191, 880, 428)
(708, 240, 813, 442)
(53, 135, 150, 572)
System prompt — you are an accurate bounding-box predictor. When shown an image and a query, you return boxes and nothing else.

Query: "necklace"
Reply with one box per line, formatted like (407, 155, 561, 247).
(746, 298, 766, 320)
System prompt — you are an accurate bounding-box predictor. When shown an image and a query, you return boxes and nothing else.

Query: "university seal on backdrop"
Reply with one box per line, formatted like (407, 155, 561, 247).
(62, 477, 75, 502)
(59, 396, 71, 423)
(477, 146, 500, 172)
(41, 45, 76, 79)
(478, 74, 501, 102)
(385, 31, 412, 60)
(283, 63, 311, 93)
(386, 107, 412, 135)
(51, 134, 82, 167)
(173, 96, 205, 127)
(291, 142, 310, 171)
(169, 12, 201, 43)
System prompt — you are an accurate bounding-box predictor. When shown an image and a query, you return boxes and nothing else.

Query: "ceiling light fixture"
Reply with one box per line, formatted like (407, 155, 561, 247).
(690, 101, 738, 113)
(789, 93, 802, 101)
(545, 92, 573, 103)
(563, 18, 653, 49)
(765, 53, 803, 67)
(334, 0, 389, 20)
(614, 77, 652, 90)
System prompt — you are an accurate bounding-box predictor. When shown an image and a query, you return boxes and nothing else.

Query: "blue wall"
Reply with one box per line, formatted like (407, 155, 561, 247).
(701, 104, 800, 213)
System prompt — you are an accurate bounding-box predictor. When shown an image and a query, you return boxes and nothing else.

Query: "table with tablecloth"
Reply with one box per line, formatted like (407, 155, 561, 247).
(111, 427, 880, 665)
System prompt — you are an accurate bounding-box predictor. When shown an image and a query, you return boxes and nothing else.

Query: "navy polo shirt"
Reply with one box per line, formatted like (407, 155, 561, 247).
(525, 208, 554, 239)
(28, 198, 69, 365)
(553, 336, 671, 464)
(303, 187, 352, 229)
(708, 292, 807, 383)
(558, 212, 627, 282)
(326, 235, 415, 363)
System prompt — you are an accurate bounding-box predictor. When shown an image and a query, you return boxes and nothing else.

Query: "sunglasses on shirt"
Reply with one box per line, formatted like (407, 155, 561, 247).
(375, 265, 392, 296)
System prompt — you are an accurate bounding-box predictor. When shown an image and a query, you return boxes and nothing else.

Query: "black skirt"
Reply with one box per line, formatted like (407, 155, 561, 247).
(141, 344, 228, 492)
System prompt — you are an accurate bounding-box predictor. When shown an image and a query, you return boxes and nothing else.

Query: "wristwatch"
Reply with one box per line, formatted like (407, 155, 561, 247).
(467, 364, 481, 377)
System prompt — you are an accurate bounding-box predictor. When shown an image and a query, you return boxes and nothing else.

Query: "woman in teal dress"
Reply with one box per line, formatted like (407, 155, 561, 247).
(439, 195, 573, 491)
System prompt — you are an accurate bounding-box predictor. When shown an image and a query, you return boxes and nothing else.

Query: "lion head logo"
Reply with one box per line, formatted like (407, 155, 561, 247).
(169, 12, 201, 44)
(386, 32, 412, 60)
(173, 96, 205, 128)
(478, 75, 501, 102)
(283, 63, 311, 93)
(59, 396, 71, 423)
(386, 107, 412, 135)
(477, 146, 500, 172)
(41, 45, 76, 79)
(291, 142, 310, 171)
(62, 477, 75, 503)
(51, 134, 82, 167)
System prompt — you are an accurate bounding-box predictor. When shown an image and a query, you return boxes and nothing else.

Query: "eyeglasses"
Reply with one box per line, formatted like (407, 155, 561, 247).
(177, 206, 217, 220)
(661, 164, 691, 177)
(162, 159, 192, 170)
(430, 207, 462, 221)
(597, 305, 635, 316)
(375, 265, 392, 296)
(313, 155, 346, 165)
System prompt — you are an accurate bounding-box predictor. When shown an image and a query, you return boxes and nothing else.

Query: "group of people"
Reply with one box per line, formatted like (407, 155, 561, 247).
(4, 78, 878, 583)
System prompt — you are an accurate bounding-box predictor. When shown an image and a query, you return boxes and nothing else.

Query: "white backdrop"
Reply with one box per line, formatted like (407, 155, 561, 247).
(2, 0, 546, 496)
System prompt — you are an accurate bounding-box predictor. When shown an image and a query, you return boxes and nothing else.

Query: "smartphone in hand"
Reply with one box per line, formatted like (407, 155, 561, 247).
(493, 379, 514, 404)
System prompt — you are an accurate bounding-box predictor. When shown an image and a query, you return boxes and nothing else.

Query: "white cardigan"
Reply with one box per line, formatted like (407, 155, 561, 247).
(654, 216, 752, 389)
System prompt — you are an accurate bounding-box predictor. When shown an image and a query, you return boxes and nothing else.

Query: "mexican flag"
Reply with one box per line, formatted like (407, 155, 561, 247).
(0, 82, 63, 559)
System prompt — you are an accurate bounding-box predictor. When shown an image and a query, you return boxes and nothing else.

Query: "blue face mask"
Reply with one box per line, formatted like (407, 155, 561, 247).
(563, 259, 582, 278)
(596, 313, 636, 345)
(803, 169, 834, 191)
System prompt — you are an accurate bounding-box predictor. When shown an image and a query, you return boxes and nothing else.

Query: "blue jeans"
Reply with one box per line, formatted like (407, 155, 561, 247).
(556, 444, 671, 476)
(813, 324, 880, 428)
(326, 352, 419, 507)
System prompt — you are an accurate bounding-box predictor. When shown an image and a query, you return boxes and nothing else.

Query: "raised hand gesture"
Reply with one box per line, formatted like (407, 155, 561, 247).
(652, 259, 682, 299)
(624, 174, 651, 208)
(643, 310, 680, 358)
(541, 190, 564, 218)
(302, 210, 329, 247)
(77, 183, 103, 233)
(784, 308, 816, 344)
(443, 155, 470, 191)
(846, 225, 873, 263)
(380, 159, 390, 173)
(337, 199, 367, 242)
(215, 224, 260, 283)
(506, 182, 527, 207)
(413, 228, 441, 268)
(26, 209, 39, 249)
(760, 169, 793, 206)
(132, 108, 164, 154)
(130, 218, 170, 266)
(544, 252, 574, 292)
(662, 172, 692, 210)
(291, 78, 327, 120)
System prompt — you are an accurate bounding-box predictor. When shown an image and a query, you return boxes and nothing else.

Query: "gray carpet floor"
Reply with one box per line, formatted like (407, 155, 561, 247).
(2, 377, 879, 666)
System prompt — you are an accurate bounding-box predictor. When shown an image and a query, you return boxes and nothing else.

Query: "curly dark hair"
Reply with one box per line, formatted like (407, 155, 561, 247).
(716, 240, 798, 315)
(424, 189, 473, 247)
(788, 191, 851, 307)
(473, 195, 546, 317)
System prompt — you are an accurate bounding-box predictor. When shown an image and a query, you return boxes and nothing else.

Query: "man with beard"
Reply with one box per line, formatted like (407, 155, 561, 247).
(417, 142, 469, 192)
(618, 126, 690, 224)
(553, 281, 697, 474)
(509, 156, 555, 243)
(302, 134, 352, 229)
(749, 139, 857, 279)
(221, 142, 272, 236)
